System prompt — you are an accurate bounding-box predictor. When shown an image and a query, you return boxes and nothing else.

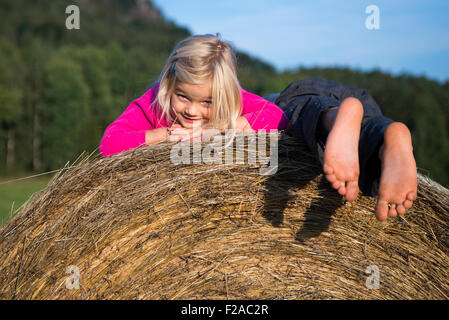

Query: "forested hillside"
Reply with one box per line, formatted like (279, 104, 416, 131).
(0, 0, 448, 187)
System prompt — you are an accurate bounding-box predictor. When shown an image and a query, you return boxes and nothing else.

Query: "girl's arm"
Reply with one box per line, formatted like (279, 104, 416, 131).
(240, 89, 289, 131)
(145, 127, 170, 145)
(100, 85, 168, 157)
(99, 103, 156, 157)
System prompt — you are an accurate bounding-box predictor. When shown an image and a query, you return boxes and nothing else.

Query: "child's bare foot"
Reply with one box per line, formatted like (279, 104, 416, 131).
(375, 122, 418, 221)
(323, 98, 364, 202)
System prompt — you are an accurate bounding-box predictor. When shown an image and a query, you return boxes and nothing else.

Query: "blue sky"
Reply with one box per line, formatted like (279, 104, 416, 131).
(152, 0, 449, 83)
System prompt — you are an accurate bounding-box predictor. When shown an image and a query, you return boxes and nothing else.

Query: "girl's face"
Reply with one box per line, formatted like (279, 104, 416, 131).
(171, 81, 213, 128)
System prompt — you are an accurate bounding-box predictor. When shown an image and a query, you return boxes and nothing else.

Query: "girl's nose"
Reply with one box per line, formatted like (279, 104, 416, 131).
(185, 104, 200, 117)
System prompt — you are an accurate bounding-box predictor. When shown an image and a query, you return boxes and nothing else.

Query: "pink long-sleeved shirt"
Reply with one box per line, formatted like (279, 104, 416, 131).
(99, 83, 289, 157)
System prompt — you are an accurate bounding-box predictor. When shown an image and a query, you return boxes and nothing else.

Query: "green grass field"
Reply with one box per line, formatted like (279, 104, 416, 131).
(0, 175, 53, 226)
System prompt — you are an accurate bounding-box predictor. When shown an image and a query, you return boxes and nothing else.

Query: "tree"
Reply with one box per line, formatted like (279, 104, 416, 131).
(0, 37, 24, 174)
(16, 38, 50, 172)
(40, 51, 89, 171)
(411, 92, 449, 184)
(59, 46, 114, 154)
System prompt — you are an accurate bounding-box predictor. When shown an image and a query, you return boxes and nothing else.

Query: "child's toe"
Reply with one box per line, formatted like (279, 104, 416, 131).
(396, 204, 406, 215)
(407, 191, 417, 201)
(332, 180, 342, 189)
(345, 180, 359, 201)
(388, 204, 398, 218)
(323, 164, 334, 175)
(375, 200, 389, 221)
(338, 185, 346, 196)
(325, 174, 337, 183)
(403, 199, 413, 209)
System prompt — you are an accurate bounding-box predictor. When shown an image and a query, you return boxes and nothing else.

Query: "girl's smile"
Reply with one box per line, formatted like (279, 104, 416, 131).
(180, 114, 201, 122)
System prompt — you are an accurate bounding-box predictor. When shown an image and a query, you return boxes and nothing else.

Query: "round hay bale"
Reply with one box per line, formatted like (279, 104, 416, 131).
(0, 133, 448, 299)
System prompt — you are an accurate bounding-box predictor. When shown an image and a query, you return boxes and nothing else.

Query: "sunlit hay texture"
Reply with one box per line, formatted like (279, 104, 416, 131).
(0, 132, 448, 300)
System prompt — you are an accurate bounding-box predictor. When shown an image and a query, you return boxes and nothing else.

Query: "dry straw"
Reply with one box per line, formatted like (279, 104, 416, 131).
(0, 133, 448, 299)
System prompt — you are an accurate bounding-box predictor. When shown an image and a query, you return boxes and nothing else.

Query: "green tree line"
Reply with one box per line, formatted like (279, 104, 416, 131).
(0, 0, 448, 187)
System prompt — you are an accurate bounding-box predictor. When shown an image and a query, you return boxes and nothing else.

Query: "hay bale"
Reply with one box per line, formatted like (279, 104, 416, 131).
(0, 133, 448, 299)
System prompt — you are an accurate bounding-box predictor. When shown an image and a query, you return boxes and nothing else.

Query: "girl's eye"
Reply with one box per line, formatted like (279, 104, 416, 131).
(177, 94, 188, 101)
(203, 101, 212, 106)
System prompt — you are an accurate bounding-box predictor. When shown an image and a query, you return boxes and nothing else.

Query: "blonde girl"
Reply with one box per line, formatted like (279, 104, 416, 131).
(100, 34, 289, 156)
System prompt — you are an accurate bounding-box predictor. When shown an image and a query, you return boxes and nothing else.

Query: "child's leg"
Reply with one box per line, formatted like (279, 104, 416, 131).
(279, 93, 364, 201)
(277, 78, 385, 164)
(320, 98, 364, 202)
(320, 100, 418, 220)
(277, 78, 418, 220)
(375, 122, 417, 220)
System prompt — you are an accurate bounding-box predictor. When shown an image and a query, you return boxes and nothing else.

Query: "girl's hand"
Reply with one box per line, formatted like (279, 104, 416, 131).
(167, 123, 185, 142)
(168, 122, 204, 142)
(169, 123, 183, 130)
(235, 116, 254, 133)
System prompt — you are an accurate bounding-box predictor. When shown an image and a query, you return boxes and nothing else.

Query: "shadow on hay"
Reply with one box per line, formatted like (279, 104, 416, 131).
(261, 139, 343, 243)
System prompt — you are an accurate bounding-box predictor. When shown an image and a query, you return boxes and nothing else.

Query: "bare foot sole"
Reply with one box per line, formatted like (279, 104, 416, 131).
(375, 122, 418, 221)
(323, 97, 364, 202)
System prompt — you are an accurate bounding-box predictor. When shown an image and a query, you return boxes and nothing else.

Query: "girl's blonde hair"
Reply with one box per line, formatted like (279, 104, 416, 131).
(154, 34, 242, 130)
